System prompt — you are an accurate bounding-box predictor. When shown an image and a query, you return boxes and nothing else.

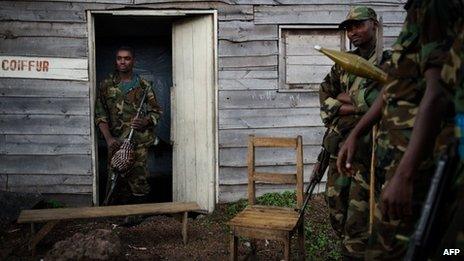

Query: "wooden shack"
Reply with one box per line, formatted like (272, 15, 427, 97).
(0, 0, 406, 212)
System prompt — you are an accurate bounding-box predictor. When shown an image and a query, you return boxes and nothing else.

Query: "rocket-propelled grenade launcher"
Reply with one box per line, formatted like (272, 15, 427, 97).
(314, 45, 390, 84)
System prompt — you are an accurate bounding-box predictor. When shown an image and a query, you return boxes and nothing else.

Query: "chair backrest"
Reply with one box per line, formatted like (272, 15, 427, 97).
(247, 135, 304, 209)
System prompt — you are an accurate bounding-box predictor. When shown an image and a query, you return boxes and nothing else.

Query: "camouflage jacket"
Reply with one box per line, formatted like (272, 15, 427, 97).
(442, 20, 464, 160)
(95, 73, 162, 148)
(319, 46, 391, 157)
(380, 0, 464, 131)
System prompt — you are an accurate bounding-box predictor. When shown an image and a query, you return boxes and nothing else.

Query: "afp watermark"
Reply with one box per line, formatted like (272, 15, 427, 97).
(443, 249, 461, 256)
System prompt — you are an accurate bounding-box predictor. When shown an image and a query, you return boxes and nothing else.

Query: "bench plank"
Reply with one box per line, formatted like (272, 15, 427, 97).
(18, 202, 200, 223)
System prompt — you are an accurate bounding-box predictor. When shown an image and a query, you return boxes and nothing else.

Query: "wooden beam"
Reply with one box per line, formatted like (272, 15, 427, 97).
(253, 137, 297, 148)
(253, 172, 297, 184)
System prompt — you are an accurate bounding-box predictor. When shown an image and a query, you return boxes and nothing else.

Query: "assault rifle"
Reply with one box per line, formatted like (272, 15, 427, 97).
(404, 142, 458, 260)
(299, 142, 331, 215)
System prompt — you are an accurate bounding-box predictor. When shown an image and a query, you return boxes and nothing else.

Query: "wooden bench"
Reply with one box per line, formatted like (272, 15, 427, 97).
(17, 201, 201, 254)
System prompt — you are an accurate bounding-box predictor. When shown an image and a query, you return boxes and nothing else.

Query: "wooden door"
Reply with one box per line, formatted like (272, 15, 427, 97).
(171, 15, 216, 212)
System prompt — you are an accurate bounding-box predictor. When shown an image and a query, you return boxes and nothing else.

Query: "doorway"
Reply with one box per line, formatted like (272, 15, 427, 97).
(89, 11, 217, 212)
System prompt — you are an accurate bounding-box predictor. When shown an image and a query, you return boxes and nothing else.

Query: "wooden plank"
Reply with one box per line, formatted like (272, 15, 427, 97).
(0, 115, 90, 135)
(0, 78, 89, 98)
(136, 2, 253, 21)
(1, 154, 92, 175)
(219, 56, 277, 70)
(219, 145, 320, 167)
(219, 165, 325, 185)
(0, 21, 87, 38)
(286, 64, 332, 85)
(219, 108, 323, 129)
(0, 97, 89, 115)
(0, 38, 87, 58)
(218, 90, 319, 109)
(7, 174, 92, 186)
(33, 0, 131, 3)
(17, 202, 201, 223)
(231, 226, 288, 242)
(253, 137, 297, 148)
(219, 70, 277, 79)
(219, 21, 277, 42)
(253, 172, 297, 184)
(0, 174, 7, 190)
(8, 184, 93, 194)
(286, 33, 341, 56)
(3, 134, 91, 155)
(7, 174, 93, 194)
(230, 0, 406, 4)
(254, 5, 406, 25)
(218, 126, 326, 147)
(219, 78, 278, 90)
(286, 55, 334, 66)
(0, 1, 125, 22)
(219, 40, 277, 57)
(0, 56, 88, 81)
(219, 183, 326, 203)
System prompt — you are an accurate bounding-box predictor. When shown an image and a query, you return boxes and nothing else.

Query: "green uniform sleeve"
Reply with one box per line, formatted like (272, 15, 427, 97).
(144, 82, 162, 127)
(95, 81, 109, 126)
(319, 64, 343, 126)
(350, 50, 392, 114)
(419, 0, 464, 73)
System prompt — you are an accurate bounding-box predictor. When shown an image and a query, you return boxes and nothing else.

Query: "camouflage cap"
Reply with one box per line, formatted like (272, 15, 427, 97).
(339, 6, 377, 29)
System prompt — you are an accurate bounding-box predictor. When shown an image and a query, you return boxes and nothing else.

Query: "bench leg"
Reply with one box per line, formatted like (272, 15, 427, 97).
(30, 220, 59, 256)
(283, 234, 291, 261)
(229, 231, 238, 261)
(182, 211, 188, 245)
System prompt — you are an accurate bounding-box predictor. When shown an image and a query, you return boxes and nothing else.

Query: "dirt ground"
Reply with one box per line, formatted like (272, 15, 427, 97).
(0, 195, 341, 260)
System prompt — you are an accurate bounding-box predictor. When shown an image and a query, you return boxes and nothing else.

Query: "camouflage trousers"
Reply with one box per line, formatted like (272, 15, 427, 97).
(366, 129, 434, 260)
(325, 157, 370, 259)
(106, 145, 151, 205)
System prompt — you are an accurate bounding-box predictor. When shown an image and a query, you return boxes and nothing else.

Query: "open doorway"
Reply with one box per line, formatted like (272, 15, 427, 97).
(95, 15, 173, 204)
(89, 11, 217, 212)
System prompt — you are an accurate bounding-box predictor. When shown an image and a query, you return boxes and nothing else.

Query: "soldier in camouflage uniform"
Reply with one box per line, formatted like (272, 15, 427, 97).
(319, 7, 390, 259)
(432, 21, 464, 258)
(95, 46, 162, 205)
(337, 0, 463, 259)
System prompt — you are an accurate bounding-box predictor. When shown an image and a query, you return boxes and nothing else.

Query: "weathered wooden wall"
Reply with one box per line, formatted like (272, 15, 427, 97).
(0, 0, 406, 205)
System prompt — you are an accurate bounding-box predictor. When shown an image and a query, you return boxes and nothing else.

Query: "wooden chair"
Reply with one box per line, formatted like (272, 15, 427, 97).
(228, 135, 305, 261)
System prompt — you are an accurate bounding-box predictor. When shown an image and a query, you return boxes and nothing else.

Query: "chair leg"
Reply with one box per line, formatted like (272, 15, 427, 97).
(284, 235, 291, 261)
(250, 239, 257, 258)
(298, 222, 306, 260)
(230, 231, 238, 261)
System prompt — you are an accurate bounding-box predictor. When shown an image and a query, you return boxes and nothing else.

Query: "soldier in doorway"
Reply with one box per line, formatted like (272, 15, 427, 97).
(319, 6, 390, 259)
(95, 46, 162, 205)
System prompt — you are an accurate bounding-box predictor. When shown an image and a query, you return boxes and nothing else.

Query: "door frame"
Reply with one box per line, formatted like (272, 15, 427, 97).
(87, 10, 219, 207)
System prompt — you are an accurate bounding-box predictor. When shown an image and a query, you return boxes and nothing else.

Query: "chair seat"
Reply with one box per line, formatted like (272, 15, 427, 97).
(228, 205, 300, 231)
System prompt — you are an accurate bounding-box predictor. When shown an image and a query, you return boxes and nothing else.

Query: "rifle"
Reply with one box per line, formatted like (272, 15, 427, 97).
(299, 141, 331, 215)
(404, 141, 458, 260)
(103, 88, 149, 206)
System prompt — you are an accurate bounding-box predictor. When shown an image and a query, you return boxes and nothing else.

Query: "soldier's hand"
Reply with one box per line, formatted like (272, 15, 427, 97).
(107, 137, 122, 151)
(336, 92, 352, 104)
(380, 169, 413, 221)
(131, 117, 150, 131)
(337, 135, 356, 176)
